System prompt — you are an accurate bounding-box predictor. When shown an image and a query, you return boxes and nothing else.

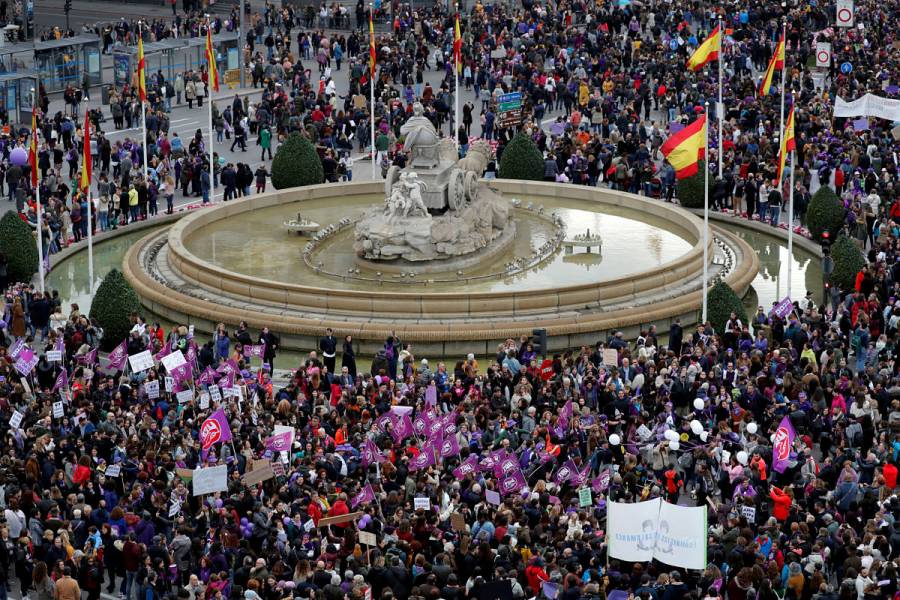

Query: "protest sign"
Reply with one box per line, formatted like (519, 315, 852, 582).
(413, 497, 431, 511)
(192, 465, 229, 495)
(128, 351, 154, 373)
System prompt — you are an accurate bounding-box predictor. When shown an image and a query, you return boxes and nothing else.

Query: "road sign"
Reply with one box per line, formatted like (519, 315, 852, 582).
(815, 42, 832, 68)
(836, 0, 854, 26)
(497, 92, 522, 112)
(840, 62, 853, 74)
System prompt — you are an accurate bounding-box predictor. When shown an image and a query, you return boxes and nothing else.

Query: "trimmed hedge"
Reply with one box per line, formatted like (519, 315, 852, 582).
(271, 132, 325, 190)
(806, 186, 845, 241)
(89, 269, 142, 351)
(706, 280, 748, 336)
(676, 160, 713, 209)
(829, 235, 865, 291)
(0, 211, 39, 283)
(498, 132, 544, 180)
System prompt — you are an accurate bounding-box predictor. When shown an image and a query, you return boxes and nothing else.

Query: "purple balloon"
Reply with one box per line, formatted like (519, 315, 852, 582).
(240, 517, 249, 525)
(215, 499, 223, 508)
(9, 147, 28, 167)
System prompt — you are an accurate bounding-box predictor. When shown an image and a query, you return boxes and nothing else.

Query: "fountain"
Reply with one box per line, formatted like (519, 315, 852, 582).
(282, 211, 320, 235)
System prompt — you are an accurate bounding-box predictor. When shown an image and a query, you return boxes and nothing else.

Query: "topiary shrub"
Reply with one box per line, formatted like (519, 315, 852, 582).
(829, 235, 865, 291)
(806, 186, 845, 241)
(89, 269, 142, 350)
(0, 211, 39, 284)
(271, 132, 325, 190)
(498, 132, 544, 180)
(675, 160, 713, 209)
(706, 279, 748, 335)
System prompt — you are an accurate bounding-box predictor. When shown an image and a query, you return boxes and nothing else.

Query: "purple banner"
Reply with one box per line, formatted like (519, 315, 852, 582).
(452, 455, 479, 479)
(772, 415, 797, 473)
(770, 296, 793, 319)
(350, 483, 376, 508)
(498, 469, 528, 496)
(107, 340, 128, 371)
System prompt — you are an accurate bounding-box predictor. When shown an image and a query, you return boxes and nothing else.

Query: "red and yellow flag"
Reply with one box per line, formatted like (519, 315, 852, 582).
(368, 11, 376, 78)
(137, 35, 147, 103)
(80, 110, 92, 195)
(205, 24, 219, 93)
(660, 115, 707, 179)
(686, 25, 721, 71)
(29, 108, 38, 188)
(758, 36, 785, 97)
(454, 14, 462, 73)
(777, 106, 795, 184)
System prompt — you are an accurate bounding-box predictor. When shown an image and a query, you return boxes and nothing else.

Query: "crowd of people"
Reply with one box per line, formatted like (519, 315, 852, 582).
(0, 0, 900, 598)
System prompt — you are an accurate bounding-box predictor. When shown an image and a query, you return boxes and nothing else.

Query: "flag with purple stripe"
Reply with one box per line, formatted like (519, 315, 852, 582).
(350, 483, 376, 508)
(52, 368, 69, 393)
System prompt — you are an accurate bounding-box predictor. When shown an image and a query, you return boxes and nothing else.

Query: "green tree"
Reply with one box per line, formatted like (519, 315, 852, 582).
(89, 269, 142, 350)
(675, 161, 713, 209)
(0, 211, 39, 283)
(805, 186, 845, 241)
(829, 235, 865, 290)
(271, 132, 325, 190)
(706, 280, 748, 336)
(498, 132, 544, 180)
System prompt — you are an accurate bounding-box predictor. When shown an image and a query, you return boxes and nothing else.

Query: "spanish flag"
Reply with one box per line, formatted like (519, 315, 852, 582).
(368, 11, 376, 78)
(758, 36, 785, 97)
(686, 25, 721, 71)
(205, 24, 219, 93)
(661, 115, 707, 179)
(29, 109, 38, 188)
(777, 106, 795, 184)
(454, 14, 462, 73)
(80, 110, 91, 195)
(137, 35, 147, 103)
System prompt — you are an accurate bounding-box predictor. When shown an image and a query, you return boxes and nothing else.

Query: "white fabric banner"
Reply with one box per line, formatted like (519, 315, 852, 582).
(192, 465, 228, 496)
(655, 502, 708, 570)
(835, 0, 854, 26)
(833, 94, 900, 121)
(815, 42, 832, 68)
(607, 499, 660, 563)
(608, 499, 708, 569)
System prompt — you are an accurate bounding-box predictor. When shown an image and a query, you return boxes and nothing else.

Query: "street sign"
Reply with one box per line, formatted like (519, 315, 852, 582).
(840, 62, 853, 74)
(497, 92, 523, 128)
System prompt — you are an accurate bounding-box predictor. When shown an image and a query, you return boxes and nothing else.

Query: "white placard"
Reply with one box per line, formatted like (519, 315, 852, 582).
(192, 465, 229, 496)
(636, 424, 653, 441)
(164, 377, 174, 392)
(176, 390, 194, 404)
(9, 410, 24, 429)
(105, 464, 121, 477)
(358, 531, 377, 546)
(815, 41, 832, 68)
(52, 401, 65, 419)
(413, 497, 431, 511)
(46, 350, 63, 362)
(741, 505, 756, 522)
(209, 385, 221, 403)
(145, 380, 160, 400)
(128, 350, 154, 373)
(232, 386, 244, 403)
(720, 450, 731, 465)
(199, 392, 210, 409)
(188, 325, 195, 337)
(303, 519, 315, 532)
(169, 502, 182, 517)
(160, 350, 187, 373)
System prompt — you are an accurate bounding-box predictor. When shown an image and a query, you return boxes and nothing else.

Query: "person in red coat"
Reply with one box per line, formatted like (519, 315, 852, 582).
(770, 486, 793, 521)
(883, 461, 898, 490)
(327, 493, 350, 528)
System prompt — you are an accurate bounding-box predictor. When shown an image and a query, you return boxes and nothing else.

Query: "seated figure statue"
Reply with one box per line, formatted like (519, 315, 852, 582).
(400, 102, 441, 167)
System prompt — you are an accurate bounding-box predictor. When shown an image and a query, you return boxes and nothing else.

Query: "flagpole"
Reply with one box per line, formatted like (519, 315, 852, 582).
(717, 18, 723, 179)
(778, 21, 786, 188)
(454, 6, 460, 148)
(32, 90, 45, 295)
(370, 3, 376, 180)
(84, 111, 94, 291)
(139, 21, 149, 184)
(703, 102, 710, 325)
(207, 15, 215, 197)
(787, 147, 795, 300)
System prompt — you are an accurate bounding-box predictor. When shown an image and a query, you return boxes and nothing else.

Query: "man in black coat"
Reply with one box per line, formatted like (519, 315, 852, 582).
(669, 318, 683, 356)
(319, 327, 337, 374)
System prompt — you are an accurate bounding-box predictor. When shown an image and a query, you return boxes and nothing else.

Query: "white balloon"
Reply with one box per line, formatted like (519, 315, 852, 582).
(693, 398, 705, 410)
(699, 431, 708, 442)
(664, 429, 678, 441)
(690, 420, 703, 435)
(746, 422, 758, 435)
(609, 433, 621, 446)
(668, 440, 680, 451)
(737, 451, 749, 465)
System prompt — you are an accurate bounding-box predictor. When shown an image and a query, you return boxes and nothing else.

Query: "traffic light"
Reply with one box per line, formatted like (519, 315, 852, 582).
(820, 230, 831, 255)
(532, 328, 547, 357)
(64, 0, 72, 12)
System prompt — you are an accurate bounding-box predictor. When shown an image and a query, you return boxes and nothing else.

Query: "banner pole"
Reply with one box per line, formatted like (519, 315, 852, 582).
(702, 103, 710, 325)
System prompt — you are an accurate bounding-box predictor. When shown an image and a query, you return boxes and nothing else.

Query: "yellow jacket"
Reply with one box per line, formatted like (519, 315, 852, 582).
(128, 188, 139, 207)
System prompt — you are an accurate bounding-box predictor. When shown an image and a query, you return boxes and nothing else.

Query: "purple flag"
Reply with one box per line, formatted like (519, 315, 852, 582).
(197, 367, 218, 387)
(413, 412, 432, 437)
(265, 431, 292, 452)
(185, 344, 198, 368)
(479, 453, 499, 472)
(154, 339, 172, 362)
(200, 408, 233, 450)
(391, 414, 414, 443)
(452, 455, 479, 479)
(772, 415, 797, 473)
(498, 469, 528, 496)
(52, 368, 69, 393)
(76, 348, 97, 365)
(243, 343, 266, 359)
(350, 483, 376, 508)
(441, 413, 458, 436)
(494, 455, 520, 478)
(107, 340, 128, 371)
(558, 400, 573, 431)
(8, 339, 25, 361)
(553, 460, 580, 486)
(361, 438, 387, 467)
(54, 337, 65, 355)
(170, 363, 193, 389)
(375, 412, 393, 432)
(408, 449, 434, 471)
(440, 434, 460, 459)
(571, 463, 591, 487)
(425, 385, 437, 407)
(591, 468, 611, 494)
(770, 296, 793, 319)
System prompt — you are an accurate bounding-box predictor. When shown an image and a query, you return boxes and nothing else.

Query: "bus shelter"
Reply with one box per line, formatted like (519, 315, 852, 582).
(33, 34, 102, 92)
(112, 31, 239, 88)
(0, 71, 38, 125)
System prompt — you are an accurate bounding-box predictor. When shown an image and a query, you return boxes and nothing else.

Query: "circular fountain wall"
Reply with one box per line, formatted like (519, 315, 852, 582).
(124, 181, 759, 354)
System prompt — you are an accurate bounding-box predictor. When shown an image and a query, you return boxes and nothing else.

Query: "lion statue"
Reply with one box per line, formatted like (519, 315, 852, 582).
(456, 139, 493, 176)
